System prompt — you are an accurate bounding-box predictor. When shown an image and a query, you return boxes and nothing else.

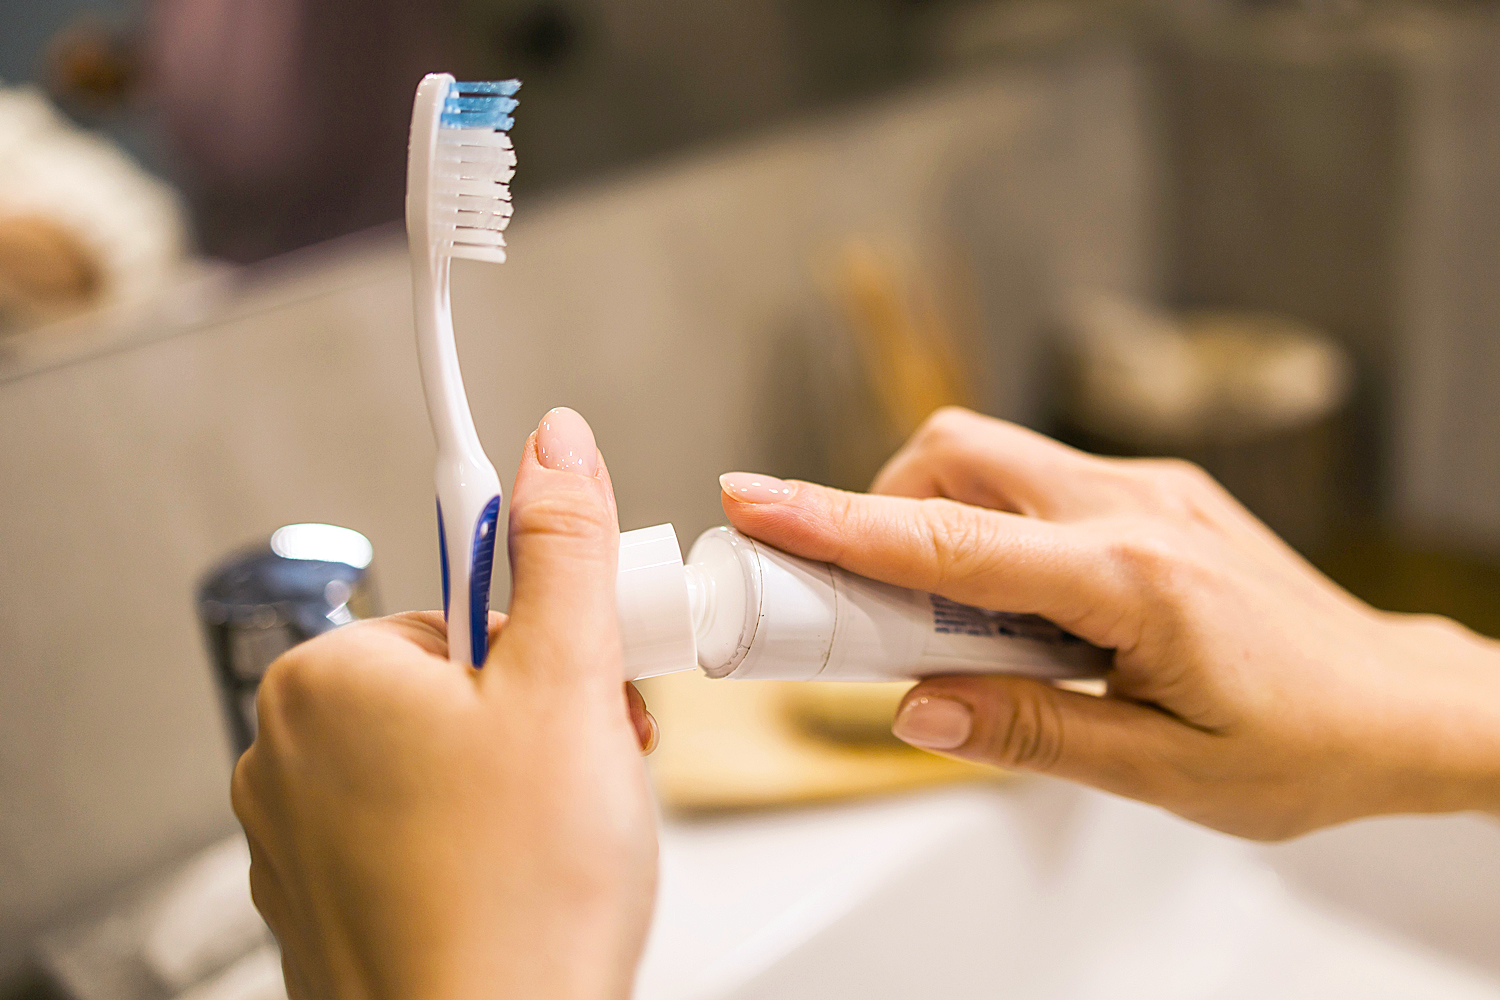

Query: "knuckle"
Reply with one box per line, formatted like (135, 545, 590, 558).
(822, 488, 865, 564)
(918, 499, 992, 588)
(826, 485, 857, 527)
(1107, 527, 1191, 591)
(1161, 458, 1222, 498)
(230, 754, 257, 826)
(1137, 458, 1224, 512)
(1403, 612, 1473, 645)
(1112, 529, 1177, 570)
(254, 632, 351, 731)
(257, 646, 314, 718)
(914, 406, 980, 452)
(251, 660, 290, 734)
(1149, 456, 1209, 484)
(511, 489, 614, 548)
(981, 686, 1065, 770)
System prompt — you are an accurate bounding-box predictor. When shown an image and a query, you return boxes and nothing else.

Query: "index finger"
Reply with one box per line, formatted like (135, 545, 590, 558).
(721, 476, 1137, 646)
(873, 407, 1111, 520)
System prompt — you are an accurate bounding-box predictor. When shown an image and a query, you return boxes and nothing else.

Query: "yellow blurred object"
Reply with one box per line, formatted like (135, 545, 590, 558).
(780, 680, 916, 746)
(0, 214, 101, 313)
(825, 240, 974, 440)
(642, 670, 1001, 814)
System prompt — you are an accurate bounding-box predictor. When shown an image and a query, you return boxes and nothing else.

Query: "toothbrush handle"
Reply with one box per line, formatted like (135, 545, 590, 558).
(465, 495, 502, 665)
(438, 494, 502, 667)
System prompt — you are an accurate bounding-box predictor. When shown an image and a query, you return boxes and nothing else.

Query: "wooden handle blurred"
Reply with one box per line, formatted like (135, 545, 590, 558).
(831, 240, 971, 438)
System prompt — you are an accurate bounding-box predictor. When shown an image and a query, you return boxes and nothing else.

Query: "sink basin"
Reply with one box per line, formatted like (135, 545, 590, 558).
(638, 782, 1500, 999)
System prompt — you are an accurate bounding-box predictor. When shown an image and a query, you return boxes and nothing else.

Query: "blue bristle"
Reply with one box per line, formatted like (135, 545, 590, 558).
(446, 95, 518, 114)
(454, 80, 521, 96)
(440, 105, 513, 130)
(440, 79, 521, 130)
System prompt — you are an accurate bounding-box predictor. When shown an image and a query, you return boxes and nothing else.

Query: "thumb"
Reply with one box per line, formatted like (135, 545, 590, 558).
(492, 407, 621, 686)
(892, 675, 1203, 804)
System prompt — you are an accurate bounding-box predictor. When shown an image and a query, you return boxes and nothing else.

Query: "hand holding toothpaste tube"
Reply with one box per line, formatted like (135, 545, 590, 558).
(722, 407, 1500, 840)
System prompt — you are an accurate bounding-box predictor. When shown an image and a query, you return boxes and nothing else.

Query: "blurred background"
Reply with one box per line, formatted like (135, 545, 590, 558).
(3, 0, 1500, 998)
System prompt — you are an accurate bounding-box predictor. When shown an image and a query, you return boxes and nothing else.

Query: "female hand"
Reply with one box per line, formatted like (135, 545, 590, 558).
(233, 408, 658, 1000)
(721, 407, 1500, 839)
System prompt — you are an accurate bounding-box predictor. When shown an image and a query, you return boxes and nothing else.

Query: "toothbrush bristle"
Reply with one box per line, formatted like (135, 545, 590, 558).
(441, 80, 521, 131)
(433, 79, 520, 264)
(453, 80, 521, 96)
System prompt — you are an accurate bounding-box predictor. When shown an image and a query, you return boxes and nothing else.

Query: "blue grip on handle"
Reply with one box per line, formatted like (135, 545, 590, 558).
(436, 498, 451, 617)
(468, 496, 502, 666)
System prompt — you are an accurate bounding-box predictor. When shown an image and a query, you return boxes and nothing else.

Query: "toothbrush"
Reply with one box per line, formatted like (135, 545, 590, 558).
(405, 73, 520, 667)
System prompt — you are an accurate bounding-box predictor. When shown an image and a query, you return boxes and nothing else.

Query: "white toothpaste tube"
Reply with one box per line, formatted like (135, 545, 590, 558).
(616, 524, 1110, 682)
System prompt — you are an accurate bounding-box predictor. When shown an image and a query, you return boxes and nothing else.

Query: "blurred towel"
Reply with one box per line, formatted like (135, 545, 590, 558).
(0, 84, 188, 328)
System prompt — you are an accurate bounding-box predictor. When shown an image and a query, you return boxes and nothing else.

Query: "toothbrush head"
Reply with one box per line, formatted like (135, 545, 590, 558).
(436, 79, 519, 264)
(408, 75, 521, 266)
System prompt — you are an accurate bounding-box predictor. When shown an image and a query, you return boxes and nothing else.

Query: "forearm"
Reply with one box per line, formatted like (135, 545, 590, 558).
(341, 873, 646, 1000)
(1378, 612, 1500, 818)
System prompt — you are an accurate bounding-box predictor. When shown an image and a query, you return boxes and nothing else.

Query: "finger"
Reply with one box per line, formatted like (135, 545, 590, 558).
(892, 675, 1206, 805)
(872, 408, 1263, 535)
(277, 613, 462, 684)
(345, 596, 510, 671)
(625, 683, 658, 754)
(872, 407, 1101, 518)
(484, 608, 508, 658)
(720, 474, 1134, 643)
(492, 407, 621, 686)
(363, 611, 452, 658)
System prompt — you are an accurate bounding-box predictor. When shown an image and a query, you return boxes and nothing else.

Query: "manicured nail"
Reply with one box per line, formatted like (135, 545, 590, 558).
(640, 712, 659, 756)
(720, 472, 795, 504)
(536, 407, 598, 476)
(892, 696, 972, 750)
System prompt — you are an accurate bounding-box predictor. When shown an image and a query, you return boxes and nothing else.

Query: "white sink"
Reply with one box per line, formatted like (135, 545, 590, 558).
(638, 781, 1500, 999)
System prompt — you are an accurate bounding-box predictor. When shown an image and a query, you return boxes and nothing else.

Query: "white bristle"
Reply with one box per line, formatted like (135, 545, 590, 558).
(432, 129, 516, 263)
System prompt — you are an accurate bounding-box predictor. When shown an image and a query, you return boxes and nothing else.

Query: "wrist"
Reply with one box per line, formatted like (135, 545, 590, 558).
(421, 902, 642, 1000)
(1377, 613, 1500, 817)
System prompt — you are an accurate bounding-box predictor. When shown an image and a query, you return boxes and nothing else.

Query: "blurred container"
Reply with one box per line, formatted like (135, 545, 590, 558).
(1058, 296, 1354, 550)
(196, 523, 378, 756)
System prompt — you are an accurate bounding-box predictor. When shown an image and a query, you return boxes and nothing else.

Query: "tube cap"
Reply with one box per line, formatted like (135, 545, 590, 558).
(617, 524, 698, 679)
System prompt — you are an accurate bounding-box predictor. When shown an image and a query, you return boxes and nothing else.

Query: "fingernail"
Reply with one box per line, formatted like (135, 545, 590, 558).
(720, 472, 795, 504)
(892, 696, 972, 750)
(640, 712, 659, 756)
(536, 407, 598, 476)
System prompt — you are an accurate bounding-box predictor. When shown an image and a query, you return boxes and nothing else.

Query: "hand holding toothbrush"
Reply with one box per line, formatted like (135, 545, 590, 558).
(233, 409, 658, 1000)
